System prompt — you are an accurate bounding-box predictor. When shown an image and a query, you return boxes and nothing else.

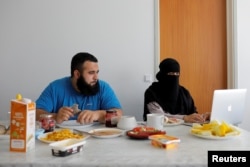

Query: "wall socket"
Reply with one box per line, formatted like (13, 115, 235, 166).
(144, 74, 152, 82)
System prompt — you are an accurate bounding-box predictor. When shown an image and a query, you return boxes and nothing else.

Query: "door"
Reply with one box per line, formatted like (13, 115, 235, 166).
(159, 0, 227, 114)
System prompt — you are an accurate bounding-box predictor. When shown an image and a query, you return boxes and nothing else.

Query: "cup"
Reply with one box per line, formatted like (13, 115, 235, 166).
(147, 113, 164, 130)
(117, 116, 137, 130)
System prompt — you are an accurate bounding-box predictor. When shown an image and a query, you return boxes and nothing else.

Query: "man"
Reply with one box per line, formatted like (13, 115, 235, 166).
(143, 58, 209, 123)
(36, 52, 123, 124)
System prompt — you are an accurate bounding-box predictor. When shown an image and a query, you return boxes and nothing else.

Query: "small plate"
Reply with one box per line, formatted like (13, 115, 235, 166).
(126, 129, 166, 139)
(164, 118, 184, 126)
(56, 120, 99, 129)
(88, 128, 123, 139)
(38, 129, 89, 143)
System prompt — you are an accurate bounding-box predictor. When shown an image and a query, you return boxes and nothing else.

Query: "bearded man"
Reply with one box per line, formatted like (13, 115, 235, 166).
(36, 52, 123, 124)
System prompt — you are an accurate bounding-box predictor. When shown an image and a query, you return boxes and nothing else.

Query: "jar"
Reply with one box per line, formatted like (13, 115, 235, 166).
(105, 110, 118, 127)
(39, 114, 55, 133)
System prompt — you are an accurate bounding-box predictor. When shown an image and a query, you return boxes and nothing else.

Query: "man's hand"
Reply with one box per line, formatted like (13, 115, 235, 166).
(56, 107, 74, 124)
(77, 110, 104, 124)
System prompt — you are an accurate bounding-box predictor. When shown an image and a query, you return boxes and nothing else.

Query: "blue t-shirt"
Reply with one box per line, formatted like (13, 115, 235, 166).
(36, 77, 122, 120)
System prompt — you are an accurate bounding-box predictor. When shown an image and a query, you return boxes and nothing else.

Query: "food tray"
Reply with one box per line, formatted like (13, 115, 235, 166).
(49, 139, 86, 157)
(149, 134, 180, 149)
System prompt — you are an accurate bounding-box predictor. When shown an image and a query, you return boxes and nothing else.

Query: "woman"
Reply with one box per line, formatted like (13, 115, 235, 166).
(143, 58, 209, 123)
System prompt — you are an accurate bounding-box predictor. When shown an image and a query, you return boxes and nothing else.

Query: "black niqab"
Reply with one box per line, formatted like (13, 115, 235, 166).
(143, 58, 197, 121)
(154, 58, 180, 112)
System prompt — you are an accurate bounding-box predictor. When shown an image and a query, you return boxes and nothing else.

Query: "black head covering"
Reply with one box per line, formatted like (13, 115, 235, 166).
(153, 58, 180, 113)
(156, 58, 180, 81)
(143, 58, 197, 120)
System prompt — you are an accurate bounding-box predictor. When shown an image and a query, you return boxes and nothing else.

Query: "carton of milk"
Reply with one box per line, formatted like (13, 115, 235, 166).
(9, 98, 36, 152)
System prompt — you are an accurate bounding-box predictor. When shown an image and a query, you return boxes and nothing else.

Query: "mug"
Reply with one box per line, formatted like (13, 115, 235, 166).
(147, 113, 164, 130)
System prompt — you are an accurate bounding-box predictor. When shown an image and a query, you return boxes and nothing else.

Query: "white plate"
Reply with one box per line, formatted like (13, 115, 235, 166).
(0, 134, 9, 140)
(56, 120, 98, 129)
(190, 132, 239, 140)
(37, 129, 89, 143)
(164, 118, 184, 126)
(88, 128, 123, 139)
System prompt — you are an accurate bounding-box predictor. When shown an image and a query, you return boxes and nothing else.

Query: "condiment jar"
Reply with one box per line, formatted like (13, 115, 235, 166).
(39, 114, 55, 133)
(105, 110, 118, 127)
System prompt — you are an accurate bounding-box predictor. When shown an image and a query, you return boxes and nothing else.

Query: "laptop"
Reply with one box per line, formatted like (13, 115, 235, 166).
(183, 88, 247, 126)
(209, 89, 247, 126)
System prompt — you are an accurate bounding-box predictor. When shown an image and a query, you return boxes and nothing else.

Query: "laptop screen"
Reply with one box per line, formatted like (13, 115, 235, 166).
(210, 89, 247, 126)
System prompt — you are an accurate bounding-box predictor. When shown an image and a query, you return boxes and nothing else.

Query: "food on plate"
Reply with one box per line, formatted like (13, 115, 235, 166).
(129, 126, 166, 135)
(91, 129, 122, 136)
(165, 117, 180, 124)
(191, 120, 240, 137)
(40, 129, 85, 142)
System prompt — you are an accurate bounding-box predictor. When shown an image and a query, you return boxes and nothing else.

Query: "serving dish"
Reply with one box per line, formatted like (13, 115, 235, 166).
(190, 131, 239, 140)
(126, 126, 166, 139)
(56, 120, 99, 129)
(49, 139, 86, 157)
(38, 129, 89, 143)
(88, 128, 123, 139)
(149, 134, 180, 149)
(190, 120, 241, 140)
(164, 118, 184, 126)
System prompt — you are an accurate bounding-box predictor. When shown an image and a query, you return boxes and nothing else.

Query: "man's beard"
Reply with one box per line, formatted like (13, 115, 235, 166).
(76, 76, 99, 96)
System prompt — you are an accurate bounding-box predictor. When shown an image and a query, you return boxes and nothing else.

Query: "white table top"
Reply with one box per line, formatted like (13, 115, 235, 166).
(1, 123, 250, 167)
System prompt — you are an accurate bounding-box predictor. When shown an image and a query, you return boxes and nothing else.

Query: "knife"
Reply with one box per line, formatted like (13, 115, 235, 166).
(73, 129, 93, 136)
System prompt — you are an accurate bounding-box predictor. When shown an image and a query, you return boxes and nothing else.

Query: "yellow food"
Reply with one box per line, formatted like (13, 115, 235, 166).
(16, 93, 22, 100)
(191, 120, 240, 137)
(41, 129, 84, 141)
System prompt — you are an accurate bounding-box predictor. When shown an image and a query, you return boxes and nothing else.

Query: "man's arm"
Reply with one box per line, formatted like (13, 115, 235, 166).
(77, 108, 123, 124)
(36, 107, 74, 124)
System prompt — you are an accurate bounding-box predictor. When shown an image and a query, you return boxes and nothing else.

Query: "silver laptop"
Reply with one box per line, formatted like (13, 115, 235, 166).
(210, 89, 247, 126)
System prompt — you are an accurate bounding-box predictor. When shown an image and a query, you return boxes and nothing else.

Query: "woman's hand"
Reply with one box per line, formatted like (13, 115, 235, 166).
(183, 113, 205, 123)
(202, 112, 211, 121)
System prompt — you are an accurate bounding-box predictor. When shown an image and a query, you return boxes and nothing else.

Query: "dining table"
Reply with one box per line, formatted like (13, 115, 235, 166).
(0, 121, 250, 167)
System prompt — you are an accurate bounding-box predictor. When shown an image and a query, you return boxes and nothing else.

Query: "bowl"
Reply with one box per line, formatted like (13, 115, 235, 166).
(35, 128, 45, 139)
(117, 116, 137, 130)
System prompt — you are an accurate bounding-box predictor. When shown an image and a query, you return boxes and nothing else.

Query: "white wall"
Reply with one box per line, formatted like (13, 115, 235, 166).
(0, 0, 155, 121)
(236, 0, 250, 131)
(1, 0, 249, 131)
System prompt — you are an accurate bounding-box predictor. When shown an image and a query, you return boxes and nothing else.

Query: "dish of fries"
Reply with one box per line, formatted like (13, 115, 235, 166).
(38, 128, 89, 143)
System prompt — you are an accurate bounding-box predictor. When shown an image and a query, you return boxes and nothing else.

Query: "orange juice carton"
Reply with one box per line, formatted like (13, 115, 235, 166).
(149, 134, 180, 149)
(10, 97, 36, 152)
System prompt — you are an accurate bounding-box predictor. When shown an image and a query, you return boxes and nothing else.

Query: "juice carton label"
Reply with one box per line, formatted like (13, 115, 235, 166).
(10, 99, 36, 152)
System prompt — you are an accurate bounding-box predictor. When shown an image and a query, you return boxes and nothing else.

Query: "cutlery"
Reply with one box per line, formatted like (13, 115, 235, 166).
(73, 129, 93, 136)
